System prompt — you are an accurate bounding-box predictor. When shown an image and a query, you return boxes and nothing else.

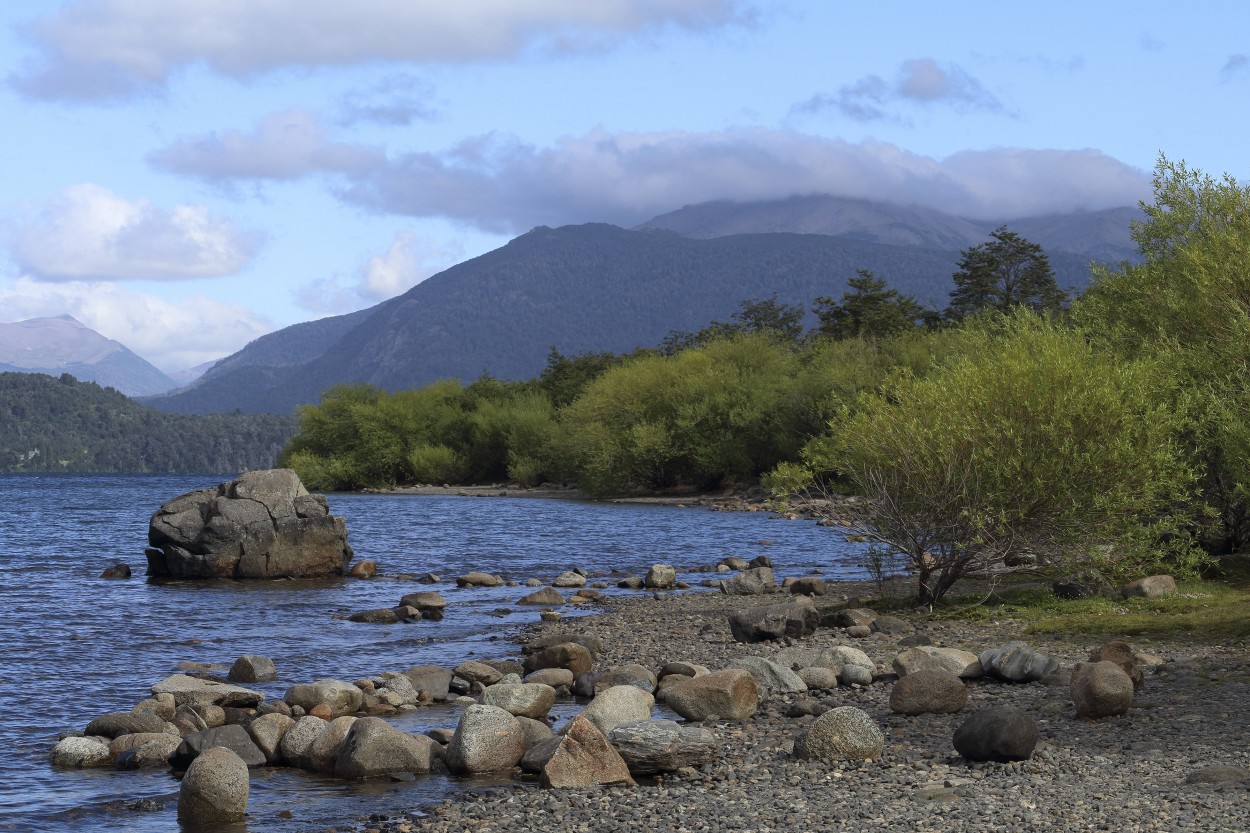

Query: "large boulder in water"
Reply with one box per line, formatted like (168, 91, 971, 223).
(146, 469, 353, 579)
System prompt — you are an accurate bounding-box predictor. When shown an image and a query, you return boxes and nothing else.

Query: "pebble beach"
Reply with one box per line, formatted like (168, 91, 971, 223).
(346, 585, 1250, 833)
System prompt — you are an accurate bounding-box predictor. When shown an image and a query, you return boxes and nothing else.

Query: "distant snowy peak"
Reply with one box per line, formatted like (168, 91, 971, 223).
(0, 315, 176, 397)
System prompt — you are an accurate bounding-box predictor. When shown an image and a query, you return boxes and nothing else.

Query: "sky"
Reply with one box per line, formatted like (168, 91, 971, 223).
(0, 1, 1247, 374)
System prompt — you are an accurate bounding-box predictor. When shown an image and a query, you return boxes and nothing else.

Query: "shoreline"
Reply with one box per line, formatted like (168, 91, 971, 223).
(340, 582, 1250, 833)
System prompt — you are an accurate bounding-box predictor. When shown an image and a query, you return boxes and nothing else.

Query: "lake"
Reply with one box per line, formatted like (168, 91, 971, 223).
(0, 473, 867, 832)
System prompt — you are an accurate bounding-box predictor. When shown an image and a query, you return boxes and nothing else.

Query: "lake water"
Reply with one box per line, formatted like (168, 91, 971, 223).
(0, 473, 867, 832)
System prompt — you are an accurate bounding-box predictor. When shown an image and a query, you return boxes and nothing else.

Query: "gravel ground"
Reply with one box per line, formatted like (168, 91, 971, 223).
(340, 586, 1250, 833)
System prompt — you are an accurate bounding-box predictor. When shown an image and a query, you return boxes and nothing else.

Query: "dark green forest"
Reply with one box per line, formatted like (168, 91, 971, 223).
(0, 372, 296, 473)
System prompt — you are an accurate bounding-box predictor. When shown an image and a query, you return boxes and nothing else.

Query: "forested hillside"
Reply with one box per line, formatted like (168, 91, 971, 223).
(0, 372, 296, 473)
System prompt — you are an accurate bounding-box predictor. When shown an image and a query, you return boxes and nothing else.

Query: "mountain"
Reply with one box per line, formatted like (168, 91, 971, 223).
(0, 315, 177, 396)
(0, 371, 295, 473)
(145, 216, 1115, 416)
(636, 194, 1144, 263)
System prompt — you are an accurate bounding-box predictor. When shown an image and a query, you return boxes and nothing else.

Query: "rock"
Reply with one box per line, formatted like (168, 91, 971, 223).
(609, 720, 718, 775)
(888, 667, 968, 715)
(664, 669, 758, 721)
(347, 559, 377, 578)
(131, 694, 176, 721)
(719, 556, 749, 571)
(517, 587, 565, 605)
(540, 714, 635, 789)
(788, 576, 828, 596)
(113, 733, 182, 769)
(594, 664, 658, 694)
(644, 564, 677, 590)
(833, 608, 877, 628)
(797, 667, 839, 690)
(349, 608, 400, 624)
(169, 725, 266, 771)
(50, 736, 112, 768)
(893, 646, 983, 679)
(227, 655, 277, 684)
(1122, 574, 1177, 599)
(1089, 640, 1145, 690)
(454, 661, 504, 688)
(728, 597, 819, 643)
(306, 716, 358, 772)
(617, 576, 644, 589)
(659, 661, 710, 679)
(376, 672, 421, 706)
(581, 685, 655, 736)
(524, 633, 604, 659)
(446, 704, 525, 774)
(898, 633, 934, 647)
(524, 642, 594, 678)
(399, 590, 446, 613)
(726, 656, 808, 696)
(284, 679, 363, 717)
(278, 716, 328, 770)
(482, 683, 558, 719)
(553, 571, 587, 588)
(456, 571, 504, 587)
(1052, 569, 1113, 599)
(334, 717, 440, 778)
(1186, 765, 1250, 785)
(147, 469, 352, 579)
(151, 674, 263, 709)
(517, 715, 555, 748)
(524, 668, 574, 689)
(720, 566, 776, 595)
(1071, 661, 1134, 718)
(100, 562, 131, 579)
(247, 713, 294, 764)
(953, 707, 1038, 762)
(794, 706, 884, 762)
(823, 646, 877, 682)
(979, 642, 1059, 683)
(404, 665, 453, 701)
(172, 707, 208, 735)
(177, 746, 249, 823)
(870, 615, 915, 636)
(84, 711, 167, 739)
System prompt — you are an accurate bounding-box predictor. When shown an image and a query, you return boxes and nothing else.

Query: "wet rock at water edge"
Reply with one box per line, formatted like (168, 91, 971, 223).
(146, 469, 353, 579)
(50, 736, 112, 768)
(178, 746, 249, 824)
(100, 562, 131, 579)
(169, 724, 267, 771)
(334, 717, 441, 779)
(228, 655, 277, 684)
(644, 564, 677, 589)
(446, 704, 525, 774)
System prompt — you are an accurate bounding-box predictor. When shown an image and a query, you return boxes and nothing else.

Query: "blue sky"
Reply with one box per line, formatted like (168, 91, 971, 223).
(0, 1, 1246, 373)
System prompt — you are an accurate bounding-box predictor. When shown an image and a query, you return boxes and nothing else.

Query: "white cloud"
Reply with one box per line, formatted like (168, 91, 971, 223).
(12, 0, 749, 100)
(336, 128, 1151, 228)
(149, 108, 384, 182)
(795, 57, 1004, 123)
(336, 73, 440, 126)
(294, 231, 464, 314)
(11, 184, 262, 281)
(0, 277, 272, 372)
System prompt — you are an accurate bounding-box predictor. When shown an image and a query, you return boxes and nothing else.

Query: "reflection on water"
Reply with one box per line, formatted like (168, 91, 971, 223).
(0, 474, 865, 832)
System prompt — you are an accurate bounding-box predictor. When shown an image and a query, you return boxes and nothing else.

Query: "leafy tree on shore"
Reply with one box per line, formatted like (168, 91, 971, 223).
(945, 227, 1066, 321)
(662, 294, 805, 353)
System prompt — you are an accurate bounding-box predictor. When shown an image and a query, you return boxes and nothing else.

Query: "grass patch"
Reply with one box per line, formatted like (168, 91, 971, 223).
(928, 579, 1250, 641)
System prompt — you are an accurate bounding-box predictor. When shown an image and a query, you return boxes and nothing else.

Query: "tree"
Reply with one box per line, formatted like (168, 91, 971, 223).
(814, 269, 927, 340)
(662, 294, 805, 353)
(946, 227, 1065, 321)
(789, 314, 1201, 605)
(1075, 155, 1250, 552)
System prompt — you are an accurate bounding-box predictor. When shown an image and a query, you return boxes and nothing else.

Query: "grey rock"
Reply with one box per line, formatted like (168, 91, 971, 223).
(481, 683, 558, 719)
(277, 715, 329, 770)
(797, 667, 839, 690)
(644, 564, 677, 589)
(870, 615, 915, 636)
(523, 642, 593, 677)
(719, 566, 776, 595)
(177, 746, 249, 823)
(524, 667, 575, 689)
(404, 665, 453, 701)
(608, 719, 718, 775)
(888, 667, 968, 715)
(1071, 661, 1134, 718)
(517, 587, 565, 605)
(169, 724, 266, 770)
(1122, 574, 1177, 599)
(953, 707, 1038, 762)
(112, 733, 182, 769)
(553, 570, 587, 588)
(148, 469, 352, 579)
(833, 608, 878, 628)
(348, 608, 400, 624)
(334, 717, 440, 778)
(227, 655, 276, 683)
(728, 597, 818, 642)
(247, 713, 295, 764)
(893, 646, 983, 679)
(454, 661, 503, 688)
(456, 572, 504, 587)
(446, 704, 524, 774)
(100, 562, 131, 579)
(979, 641, 1059, 683)
(726, 656, 808, 696)
(50, 736, 112, 768)
(84, 711, 166, 739)
(399, 590, 446, 611)
(283, 679, 363, 717)
(150, 674, 263, 709)
(594, 663, 658, 694)
(306, 716, 357, 772)
(580, 685, 654, 736)
(794, 706, 884, 762)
